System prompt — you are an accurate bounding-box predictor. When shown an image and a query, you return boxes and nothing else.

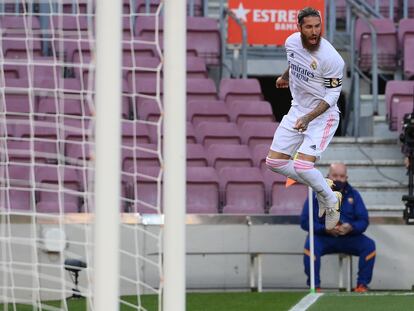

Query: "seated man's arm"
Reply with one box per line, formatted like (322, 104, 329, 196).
(348, 191, 369, 235)
(300, 196, 327, 234)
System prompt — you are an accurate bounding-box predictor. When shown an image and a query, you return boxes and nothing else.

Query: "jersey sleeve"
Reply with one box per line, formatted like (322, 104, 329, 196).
(322, 55, 345, 107)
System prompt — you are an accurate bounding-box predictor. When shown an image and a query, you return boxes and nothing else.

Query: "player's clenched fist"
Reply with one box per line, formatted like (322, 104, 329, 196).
(275, 76, 289, 88)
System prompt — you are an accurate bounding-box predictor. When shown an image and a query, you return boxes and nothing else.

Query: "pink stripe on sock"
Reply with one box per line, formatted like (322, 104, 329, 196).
(266, 158, 289, 168)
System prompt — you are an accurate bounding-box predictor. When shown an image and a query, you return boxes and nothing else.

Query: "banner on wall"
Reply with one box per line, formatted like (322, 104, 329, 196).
(227, 0, 325, 45)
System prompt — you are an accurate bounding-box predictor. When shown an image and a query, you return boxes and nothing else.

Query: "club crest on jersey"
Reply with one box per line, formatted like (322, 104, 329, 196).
(310, 60, 317, 70)
(324, 77, 343, 88)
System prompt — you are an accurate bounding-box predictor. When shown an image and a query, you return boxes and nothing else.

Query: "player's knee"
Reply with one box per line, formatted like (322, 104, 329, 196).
(293, 159, 315, 175)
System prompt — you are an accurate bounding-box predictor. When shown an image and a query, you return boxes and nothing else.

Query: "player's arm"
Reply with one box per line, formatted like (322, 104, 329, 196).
(275, 68, 289, 88)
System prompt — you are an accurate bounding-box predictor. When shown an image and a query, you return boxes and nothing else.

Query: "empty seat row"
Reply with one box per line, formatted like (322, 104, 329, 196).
(355, 17, 414, 76)
(1, 164, 307, 215)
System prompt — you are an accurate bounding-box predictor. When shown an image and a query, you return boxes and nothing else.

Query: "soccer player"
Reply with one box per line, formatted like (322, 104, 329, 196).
(266, 7, 345, 229)
(301, 162, 376, 292)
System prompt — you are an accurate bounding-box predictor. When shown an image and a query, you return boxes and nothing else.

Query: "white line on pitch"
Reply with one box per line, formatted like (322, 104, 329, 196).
(288, 293, 324, 311)
(327, 292, 414, 297)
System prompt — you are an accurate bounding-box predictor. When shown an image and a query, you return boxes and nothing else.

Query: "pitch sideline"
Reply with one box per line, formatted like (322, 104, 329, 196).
(288, 293, 324, 311)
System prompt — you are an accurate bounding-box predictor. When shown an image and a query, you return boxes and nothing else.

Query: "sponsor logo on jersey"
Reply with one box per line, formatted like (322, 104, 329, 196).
(289, 61, 315, 82)
(324, 77, 342, 88)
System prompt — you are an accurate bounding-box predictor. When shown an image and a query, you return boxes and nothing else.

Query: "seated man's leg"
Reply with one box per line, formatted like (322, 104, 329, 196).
(338, 235, 376, 287)
(303, 235, 334, 288)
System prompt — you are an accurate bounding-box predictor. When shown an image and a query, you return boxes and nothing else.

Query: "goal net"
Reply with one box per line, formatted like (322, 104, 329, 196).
(0, 0, 164, 309)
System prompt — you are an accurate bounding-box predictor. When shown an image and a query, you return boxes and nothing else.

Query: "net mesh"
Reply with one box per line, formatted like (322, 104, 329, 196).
(0, 1, 163, 309)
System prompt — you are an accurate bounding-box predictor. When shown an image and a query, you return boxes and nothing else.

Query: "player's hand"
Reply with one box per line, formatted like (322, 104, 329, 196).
(337, 223, 353, 236)
(293, 116, 310, 132)
(276, 76, 289, 88)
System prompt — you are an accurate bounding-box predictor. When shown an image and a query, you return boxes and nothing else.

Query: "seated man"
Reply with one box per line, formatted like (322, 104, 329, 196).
(300, 162, 376, 292)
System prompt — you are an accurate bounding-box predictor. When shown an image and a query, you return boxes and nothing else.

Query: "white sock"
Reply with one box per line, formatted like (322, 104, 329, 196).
(293, 159, 337, 206)
(265, 157, 308, 185)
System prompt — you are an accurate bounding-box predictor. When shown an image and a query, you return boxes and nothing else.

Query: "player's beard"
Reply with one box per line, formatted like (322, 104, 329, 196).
(301, 33, 321, 52)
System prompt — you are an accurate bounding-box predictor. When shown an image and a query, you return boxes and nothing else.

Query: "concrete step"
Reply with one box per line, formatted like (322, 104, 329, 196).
(373, 115, 400, 139)
(357, 186, 406, 209)
(360, 94, 386, 117)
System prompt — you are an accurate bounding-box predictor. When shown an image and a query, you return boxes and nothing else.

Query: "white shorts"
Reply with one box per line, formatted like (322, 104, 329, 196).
(270, 106, 339, 159)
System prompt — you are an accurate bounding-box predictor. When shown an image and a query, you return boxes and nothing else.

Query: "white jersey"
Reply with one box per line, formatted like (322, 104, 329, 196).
(285, 32, 345, 115)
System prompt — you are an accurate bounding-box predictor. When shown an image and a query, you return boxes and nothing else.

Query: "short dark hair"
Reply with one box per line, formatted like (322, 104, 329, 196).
(298, 7, 321, 25)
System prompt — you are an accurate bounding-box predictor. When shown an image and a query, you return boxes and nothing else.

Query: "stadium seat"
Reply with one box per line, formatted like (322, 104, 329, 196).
(251, 144, 270, 172)
(2, 164, 33, 211)
(34, 166, 83, 213)
(187, 100, 230, 126)
(61, 0, 89, 14)
(228, 101, 275, 126)
(355, 18, 398, 71)
(0, 15, 41, 37)
(187, 78, 218, 101)
(6, 140, 58, 164)
(240, 121, 278, 149)
(207, 144, 253, 171)
(65, 141, 93, 165)
(187, 122, 198, 144)
(219, 167, 266, 214)
(123, 56, 161, 81)
(263, 170, 307, 216)
(122, 121, 152, 145)
(121, 143, 160, 171)
(50, 15, 89, 39)
(195, 122, 241, 148)
(187, 144, 208, 167)
(219, 78, 263, 103)
(186, 167, 220, 213)
(3, 93, 31, 117)
(385, 80, 414, 130)
(136, 99, 161, 121)
(403, 38, 414, 79)
(127, 166, 162, 214)
(2, 39, 43, 59)
(398, 18, 414, 47)
(187, 57, 208, 78)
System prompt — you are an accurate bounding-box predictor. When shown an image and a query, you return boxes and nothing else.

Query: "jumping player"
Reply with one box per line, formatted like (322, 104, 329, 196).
(266, 7, 345, 229)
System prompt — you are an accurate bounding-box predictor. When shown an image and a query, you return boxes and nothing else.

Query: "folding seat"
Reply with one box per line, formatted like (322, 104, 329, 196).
(136, 99, 162, 121)
(207, 144, 252, 171)
(355, 18, 398, 71)
(403, 38, 414, 80)
(3, 64, 24, 79)
(11, 120, 59, 142)
(127, 166, 162, 214)
(240, 121, 278, 149)
(187, 78, 217, 101)
(50, 15, 89, 39)
(263, 170, 307, 216)
(251, 144, 270, 172)
(398, 18, 414, 48)
(2, 39, 43, 60)
(122, 41, 159, 60)
(127, 77, 161, 99)
(3, 93, 31, 117)
(123, 56, 161, 81)
(64, 140, 93, 165)
(34, 166, 83, 213)
(134, 16, 162, 41)
(6, 140, 58, 164)
(121, 121, 151, 146)
(219, 78, 263, 103)
(186, 17, 221, 65)
(187, 57, 208, 78)
(187, 122, 198, 144)
(187, 100, 230, 126)
(61, 0, 89, 14)
(121, 143, 160, 171)
(195, 122, 241, 148)
(334, 0, 347, 20)
(136, 0, 163, 14)
(186, 167, 220, 213)
(2, 164, 33, 211)
(0, 15, 42, 37)
(219, 167, 266, 214)
(187, 144, 208, 167)
(228, 101, 274, 126)
(385, 81, 414, 130)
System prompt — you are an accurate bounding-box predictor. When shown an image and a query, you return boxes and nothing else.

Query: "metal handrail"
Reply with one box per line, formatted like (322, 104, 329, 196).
(347, 0, 380, 137)
(219, 4, 248, 79)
